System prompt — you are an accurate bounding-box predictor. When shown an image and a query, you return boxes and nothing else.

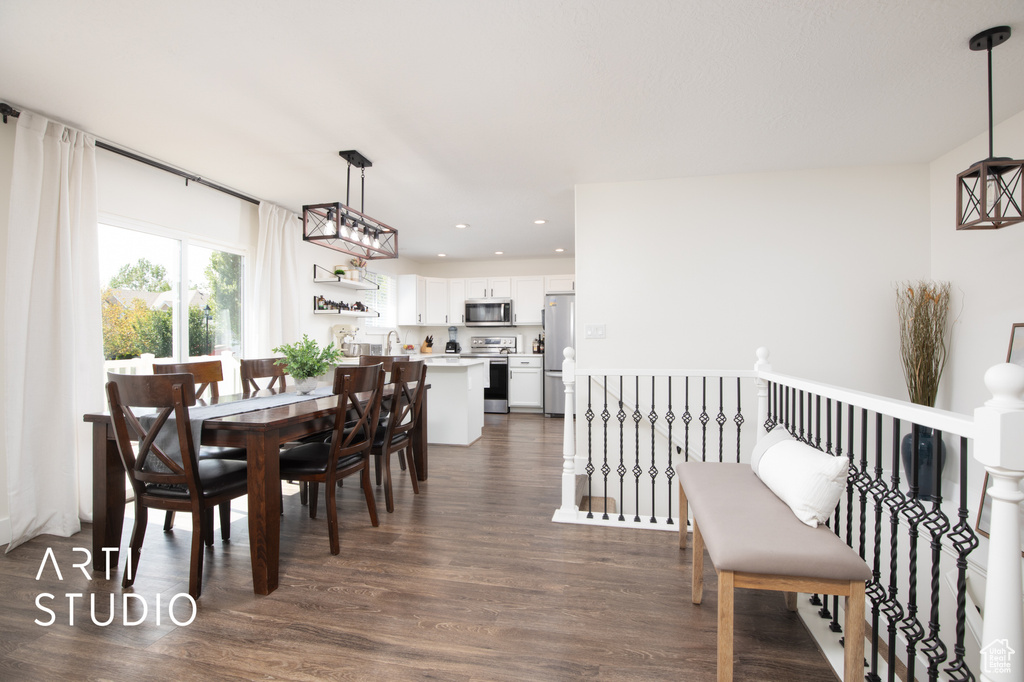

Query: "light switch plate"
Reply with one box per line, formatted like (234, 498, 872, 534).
(585, 324, 606, 339)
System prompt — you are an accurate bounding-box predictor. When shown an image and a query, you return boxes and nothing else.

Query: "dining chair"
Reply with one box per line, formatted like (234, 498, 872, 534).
(240, 357, 287, 395)
(105, 372, 249, 599)
(154, 359, 246, 534)
(153, 359, 223, 400)
(371, 360, 426, 513)
(277, 363, 385, 554)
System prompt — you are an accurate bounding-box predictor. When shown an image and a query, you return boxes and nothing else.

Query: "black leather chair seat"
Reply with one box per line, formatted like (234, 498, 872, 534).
(145, 459, 248, 498)
(198, 446, 247, 460)
(279, 442, 366, 476)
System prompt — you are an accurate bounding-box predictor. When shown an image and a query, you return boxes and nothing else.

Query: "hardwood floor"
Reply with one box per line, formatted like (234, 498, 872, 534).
(0, 414, 838, 681)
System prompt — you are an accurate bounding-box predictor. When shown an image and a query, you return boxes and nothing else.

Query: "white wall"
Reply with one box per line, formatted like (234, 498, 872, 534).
(0, 120, 15, 543)
(575, 164, 931, 399)
(929, 107, 1024, 415)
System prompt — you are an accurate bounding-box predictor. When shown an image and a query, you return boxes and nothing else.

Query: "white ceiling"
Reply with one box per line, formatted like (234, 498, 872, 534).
(2, 1, 1024, 262)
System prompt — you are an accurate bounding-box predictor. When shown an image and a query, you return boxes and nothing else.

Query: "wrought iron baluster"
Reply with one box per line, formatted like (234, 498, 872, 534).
(882, 417, 907, 681)
(600, 377, 611, 521)
(899, 424, 926, 681)
(799, 390, 806, 443)
(647, 376, 659, 523)
(944, 436, 978, 681)
(864, 410, 886, 682)
(682, 377, 691, 462)
(632, 377, 642, 523)
(664, 376, 675, 526)
(699, 377, 709, 461)
(716, 377, 726, 462)
(733, 377, 744, 462)
(616, 377, 626, 522)
(815, 393, 822, 451)
(919, 428, 950, 681)
(585, 378, 595, 519)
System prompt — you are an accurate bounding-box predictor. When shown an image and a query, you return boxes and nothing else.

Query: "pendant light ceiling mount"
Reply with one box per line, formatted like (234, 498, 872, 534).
(302, 149, 399, 259)
(956, 26, 1024, 230)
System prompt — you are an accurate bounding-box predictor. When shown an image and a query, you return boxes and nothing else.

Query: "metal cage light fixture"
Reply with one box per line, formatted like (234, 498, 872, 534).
(302, 150, 399, 259)
(956, 26, 1024, 230)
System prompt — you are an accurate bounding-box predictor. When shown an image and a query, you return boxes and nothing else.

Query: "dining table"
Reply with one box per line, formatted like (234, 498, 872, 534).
(83, 383, 429, 595)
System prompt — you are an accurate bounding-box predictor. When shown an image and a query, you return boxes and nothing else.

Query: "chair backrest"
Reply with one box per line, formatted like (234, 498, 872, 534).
(328, 363, 385, 462)
(105, 372, 203, 498)
(153, 359, 223, 399)
(381, 360, 426, 448)
(358, 355, 409, 372)
(240, 358, 287, 395)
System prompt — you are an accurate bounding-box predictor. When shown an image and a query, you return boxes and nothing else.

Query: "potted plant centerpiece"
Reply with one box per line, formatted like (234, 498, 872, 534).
(272, 335, 343, 394)
(896, 280, 953, 498)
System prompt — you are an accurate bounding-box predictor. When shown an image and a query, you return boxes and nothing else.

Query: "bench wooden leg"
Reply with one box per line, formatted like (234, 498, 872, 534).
(783, 591, 798, 611)
(844, 581, 865, 681)
(679, 482, 688, 549)
(692, 519, 704, 604)
(718, 569, 734, 682)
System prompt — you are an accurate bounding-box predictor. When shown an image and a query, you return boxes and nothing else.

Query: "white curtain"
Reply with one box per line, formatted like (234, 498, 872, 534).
(4, 111, 103, 551)
(251, 202, 300, 356)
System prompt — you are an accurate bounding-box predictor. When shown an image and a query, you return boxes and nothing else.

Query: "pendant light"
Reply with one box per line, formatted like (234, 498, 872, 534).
(956, 26, 1024, 230)
(302, 150, 400, 258)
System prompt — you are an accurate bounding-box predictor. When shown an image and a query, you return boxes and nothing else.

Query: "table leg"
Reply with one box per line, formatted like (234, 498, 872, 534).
(413, 392, 428, 480)
(246, 429, 281, 595)
(92, 423, 124, 571)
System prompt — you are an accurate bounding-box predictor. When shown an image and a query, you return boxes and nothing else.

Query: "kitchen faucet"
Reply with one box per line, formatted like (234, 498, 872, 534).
(386, 330, 401, 355)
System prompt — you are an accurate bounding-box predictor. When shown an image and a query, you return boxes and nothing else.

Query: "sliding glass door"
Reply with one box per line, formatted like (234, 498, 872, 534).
(98, 223, 245, 385)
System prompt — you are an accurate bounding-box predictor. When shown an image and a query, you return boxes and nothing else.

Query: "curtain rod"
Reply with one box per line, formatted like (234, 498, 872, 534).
(0, 102, 260, 206)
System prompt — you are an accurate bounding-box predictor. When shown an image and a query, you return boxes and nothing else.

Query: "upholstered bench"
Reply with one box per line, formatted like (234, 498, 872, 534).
(678, 460, 871, 681)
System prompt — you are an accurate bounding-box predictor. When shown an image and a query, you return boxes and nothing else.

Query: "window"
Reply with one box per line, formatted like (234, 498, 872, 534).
(98, 223, 245, 366)
(363, 271, 396, 329)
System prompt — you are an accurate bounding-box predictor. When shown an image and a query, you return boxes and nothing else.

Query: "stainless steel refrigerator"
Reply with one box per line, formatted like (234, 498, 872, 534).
(543, 292, 575, 417)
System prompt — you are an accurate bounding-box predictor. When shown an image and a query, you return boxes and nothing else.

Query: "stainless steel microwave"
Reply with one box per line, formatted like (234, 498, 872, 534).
(465, 298, 514, 327)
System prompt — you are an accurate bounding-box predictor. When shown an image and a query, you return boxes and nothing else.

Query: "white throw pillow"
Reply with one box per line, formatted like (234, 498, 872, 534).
(752, 429, 849, 528)
(750, 426, 796, 475)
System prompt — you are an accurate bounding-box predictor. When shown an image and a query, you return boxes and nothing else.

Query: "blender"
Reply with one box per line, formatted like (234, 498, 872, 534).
(445, 326, 461, 353)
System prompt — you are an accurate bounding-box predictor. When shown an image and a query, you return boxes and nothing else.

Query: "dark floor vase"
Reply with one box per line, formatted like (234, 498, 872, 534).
(901, 428, 946, 499)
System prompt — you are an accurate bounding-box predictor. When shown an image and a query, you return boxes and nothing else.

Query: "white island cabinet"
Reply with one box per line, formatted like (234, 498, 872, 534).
(422, 357, 487, 446)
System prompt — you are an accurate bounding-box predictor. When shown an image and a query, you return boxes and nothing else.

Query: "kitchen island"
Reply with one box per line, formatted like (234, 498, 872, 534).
(421, 356, 487, 446)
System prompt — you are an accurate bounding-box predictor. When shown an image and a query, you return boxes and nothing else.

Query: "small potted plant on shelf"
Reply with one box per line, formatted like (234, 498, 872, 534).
(895, 279, 953, 498)
(272, 335, 343, 394)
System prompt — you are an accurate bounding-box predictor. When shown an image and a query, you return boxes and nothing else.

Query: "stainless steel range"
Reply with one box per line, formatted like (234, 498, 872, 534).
(463, 336, 516, 414)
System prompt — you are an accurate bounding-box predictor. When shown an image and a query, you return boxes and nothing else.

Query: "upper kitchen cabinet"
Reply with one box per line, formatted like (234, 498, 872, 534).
(511, 276, 544, 326)
(545, 274, 575, 293)
(466, 277, 511, 299)
(448, 278, 467, 325)
(398, 275, 449, 326)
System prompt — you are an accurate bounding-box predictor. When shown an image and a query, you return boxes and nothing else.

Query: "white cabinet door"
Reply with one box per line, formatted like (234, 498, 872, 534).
(424, 277, 449, 325)
(397, 274, 425, 325)
(508, 358, 543, 407)
(466, 278, 488, 299)
(512, 276, 545, 326)
(448, 278, 466, 325)
(489, 277, 512, 298)
(545, 274, 575, 293)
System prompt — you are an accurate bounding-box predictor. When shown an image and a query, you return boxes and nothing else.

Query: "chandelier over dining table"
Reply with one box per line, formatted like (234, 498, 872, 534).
(302, 150, 399, 259)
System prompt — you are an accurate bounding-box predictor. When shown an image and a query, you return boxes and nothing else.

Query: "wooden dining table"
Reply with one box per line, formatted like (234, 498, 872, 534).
(84, 385, 428, 595)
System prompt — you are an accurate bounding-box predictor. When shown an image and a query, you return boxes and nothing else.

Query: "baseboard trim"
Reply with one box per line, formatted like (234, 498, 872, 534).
(0, 515, 11, 548)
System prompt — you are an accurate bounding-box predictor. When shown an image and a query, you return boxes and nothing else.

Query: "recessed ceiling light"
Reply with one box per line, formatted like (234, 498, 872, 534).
(438, 253, 447, 257)
(534, 219, 546, 225)
(555, 248, 564, 252)
(455, 223, 469, 229)
(495, 251, 504, 255)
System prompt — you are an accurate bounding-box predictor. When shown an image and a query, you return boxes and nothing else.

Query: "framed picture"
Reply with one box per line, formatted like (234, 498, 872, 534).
(975, 322, 1024, 555)
(1007, 322, 1024, 368)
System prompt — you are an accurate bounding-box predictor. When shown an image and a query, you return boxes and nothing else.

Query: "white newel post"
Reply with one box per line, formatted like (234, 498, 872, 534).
(754, 346, 771, 441)
(553, 347, 578, 522)
(974, 363, 1024, 682)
